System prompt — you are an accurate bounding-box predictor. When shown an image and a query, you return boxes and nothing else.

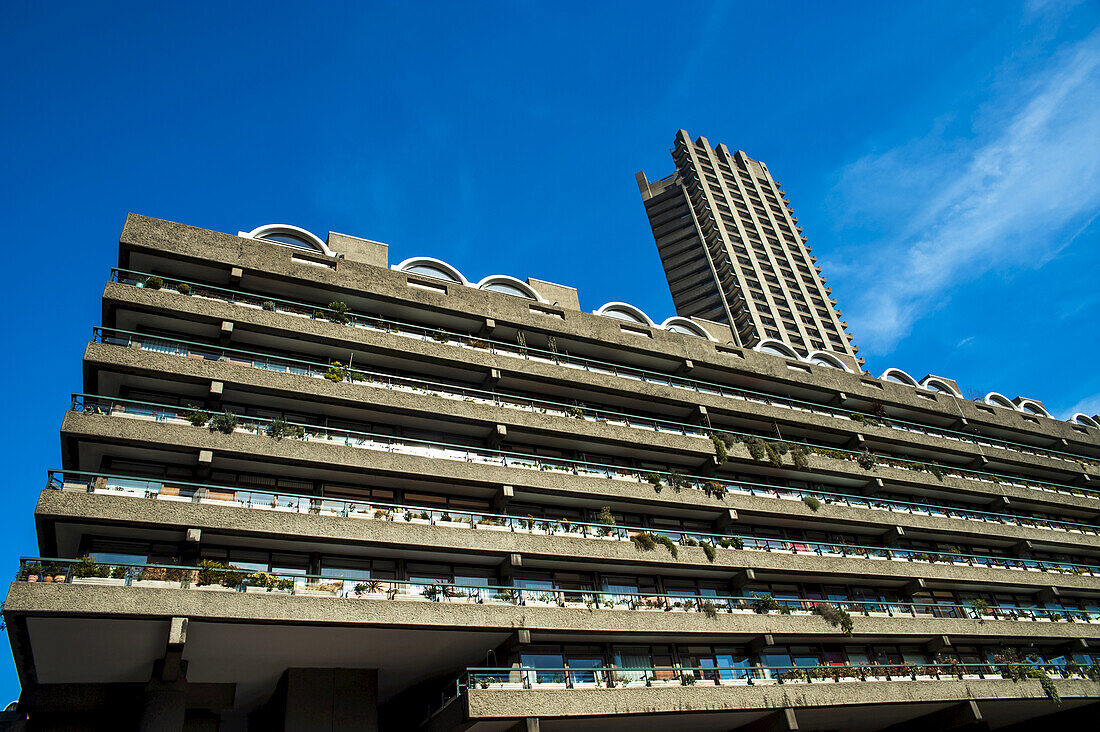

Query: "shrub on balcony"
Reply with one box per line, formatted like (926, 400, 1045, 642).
(185, 405, 210, 427)
(565, 406, 585, 419)
(71, 556, 110, 579)
(262, 300, 275, 311)
(857, 450, 876, 470)
(324, 361, 350, 382)
(668, 470, 685, 493)
(596, 506, 616, 531)
(802, 496, 821, 512)
(196, 560, 244, 588)
(812, 602, 854, 635)
(175, 282, 191, 295)
(143, 276, 163, 290)
(326, 301, 350, 325)
(751, 594, 790, 614)
(247, 572, 293, 592)
(718, 537, 744, 550)
(208, 410, 238, 435)
(266, 417, 305, 441)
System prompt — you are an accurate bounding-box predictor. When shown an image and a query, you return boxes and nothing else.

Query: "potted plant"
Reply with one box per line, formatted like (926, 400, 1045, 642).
(21, 561, 42, 582)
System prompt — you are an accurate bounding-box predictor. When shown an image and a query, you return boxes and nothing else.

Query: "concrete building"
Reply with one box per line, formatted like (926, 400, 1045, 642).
(638, 130, 860, 365)
(3, 211, 1100, 731)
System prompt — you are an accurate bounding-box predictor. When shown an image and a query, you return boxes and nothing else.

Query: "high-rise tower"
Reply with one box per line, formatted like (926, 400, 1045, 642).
(638, 129, 860, 364)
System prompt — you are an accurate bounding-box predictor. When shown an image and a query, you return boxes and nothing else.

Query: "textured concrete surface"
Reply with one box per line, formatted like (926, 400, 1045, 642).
(120, 214, 1100, 451)
(35, 490, 1100, 593)
(463, 677, 1100, 718)
(59, 412, 1100, 555)
(100, 279, 1099, 489)
(6, 581, 1100, 642)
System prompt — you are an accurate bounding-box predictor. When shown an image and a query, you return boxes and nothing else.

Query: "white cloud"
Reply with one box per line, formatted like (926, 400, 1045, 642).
(828, 26, 1100, 355)
(1061, 393, 1100, 421)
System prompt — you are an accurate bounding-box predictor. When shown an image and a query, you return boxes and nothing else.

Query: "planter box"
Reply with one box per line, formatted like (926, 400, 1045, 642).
(434, 521, 467, 529)
(131, 580, 179, 590)
(72, 577, 126, 586)
(193, 584, 235, 592)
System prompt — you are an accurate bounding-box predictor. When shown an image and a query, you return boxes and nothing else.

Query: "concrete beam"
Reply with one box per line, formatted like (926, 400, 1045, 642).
(229, 267, 243, 282)
(738, 708, 798, 732)
(489, 424, 507, 448)
(505, 719, 540, 732)
(490, 485, 514, 512)
(878, 700, 984, 732)
(717, 508, 739, 531)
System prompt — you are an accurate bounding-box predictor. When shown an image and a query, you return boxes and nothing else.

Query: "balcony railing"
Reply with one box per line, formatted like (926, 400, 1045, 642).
(455, 662, 1100, 691)
(109, 268, 1100, 470)
(17, 558, 1098, 624)
(51, 471, 1100, 577)
(92, 326, 1094, 500)
(68, 394, 1100, 543)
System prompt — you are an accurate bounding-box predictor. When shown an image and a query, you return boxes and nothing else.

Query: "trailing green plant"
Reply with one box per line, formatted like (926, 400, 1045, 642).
(262, 300, 275, 311)
(175, 282, 191, 295)
(743, 436, 766, 460)
(812, 602, 854, 635)
(801, 496, 822, 512)
(857, 450, 876, 470)
(790, 445, 810, 469)
(709, 434, 728, 462)
(143, 276, 163, 290)
(266, 417, 305, 441)
(630, 532, 658, 551)
(701, 543, 717, 563)
(326, 301, 350, 324)
(208, 410, 238, 435)
(655, 534, 679, 559)
(185, 404, 210, 427)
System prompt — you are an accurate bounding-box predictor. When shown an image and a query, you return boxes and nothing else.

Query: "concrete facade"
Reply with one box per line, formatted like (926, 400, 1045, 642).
(3, 212, 1100, 731)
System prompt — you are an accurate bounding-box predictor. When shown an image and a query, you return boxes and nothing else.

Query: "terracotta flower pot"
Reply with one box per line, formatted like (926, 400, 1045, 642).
(27, 575, 39, 582)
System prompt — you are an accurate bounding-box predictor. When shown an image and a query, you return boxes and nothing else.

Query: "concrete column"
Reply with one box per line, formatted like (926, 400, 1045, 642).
(139, 659, 187, 732)
(278, 668, 379, 732)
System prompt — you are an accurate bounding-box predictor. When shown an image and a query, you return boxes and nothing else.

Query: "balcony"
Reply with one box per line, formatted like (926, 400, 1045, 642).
(107, 268, 1100, 469)
(15, 558, 1100, 627)
(66, 396, 1100, 548)
(47, 472, 1100, 579)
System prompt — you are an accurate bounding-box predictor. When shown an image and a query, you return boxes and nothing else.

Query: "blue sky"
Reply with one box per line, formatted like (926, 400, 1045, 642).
(1, 0, 1098, 701)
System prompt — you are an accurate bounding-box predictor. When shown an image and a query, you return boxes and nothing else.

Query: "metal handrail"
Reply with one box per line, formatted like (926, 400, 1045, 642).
(53, 470, 1100, 574)
(109, 268, 1100, 469)
(69, 393, 1100, 541)
(17, 558, 1097, 621)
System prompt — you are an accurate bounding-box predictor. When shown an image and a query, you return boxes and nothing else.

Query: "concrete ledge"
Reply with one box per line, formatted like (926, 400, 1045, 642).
(101, 280, 1099, 488)
(35, 490, 1100, 593)
(59, 413, 1100, 555)
(118, 214, 1100, 451)
(6, 582, 1100, 643)
(463, 677, 1100, 719)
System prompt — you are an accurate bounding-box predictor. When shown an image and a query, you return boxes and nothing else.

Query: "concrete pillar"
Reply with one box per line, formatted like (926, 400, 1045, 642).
(139, 659, 187, 732)
(277, 668, 378, 732)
